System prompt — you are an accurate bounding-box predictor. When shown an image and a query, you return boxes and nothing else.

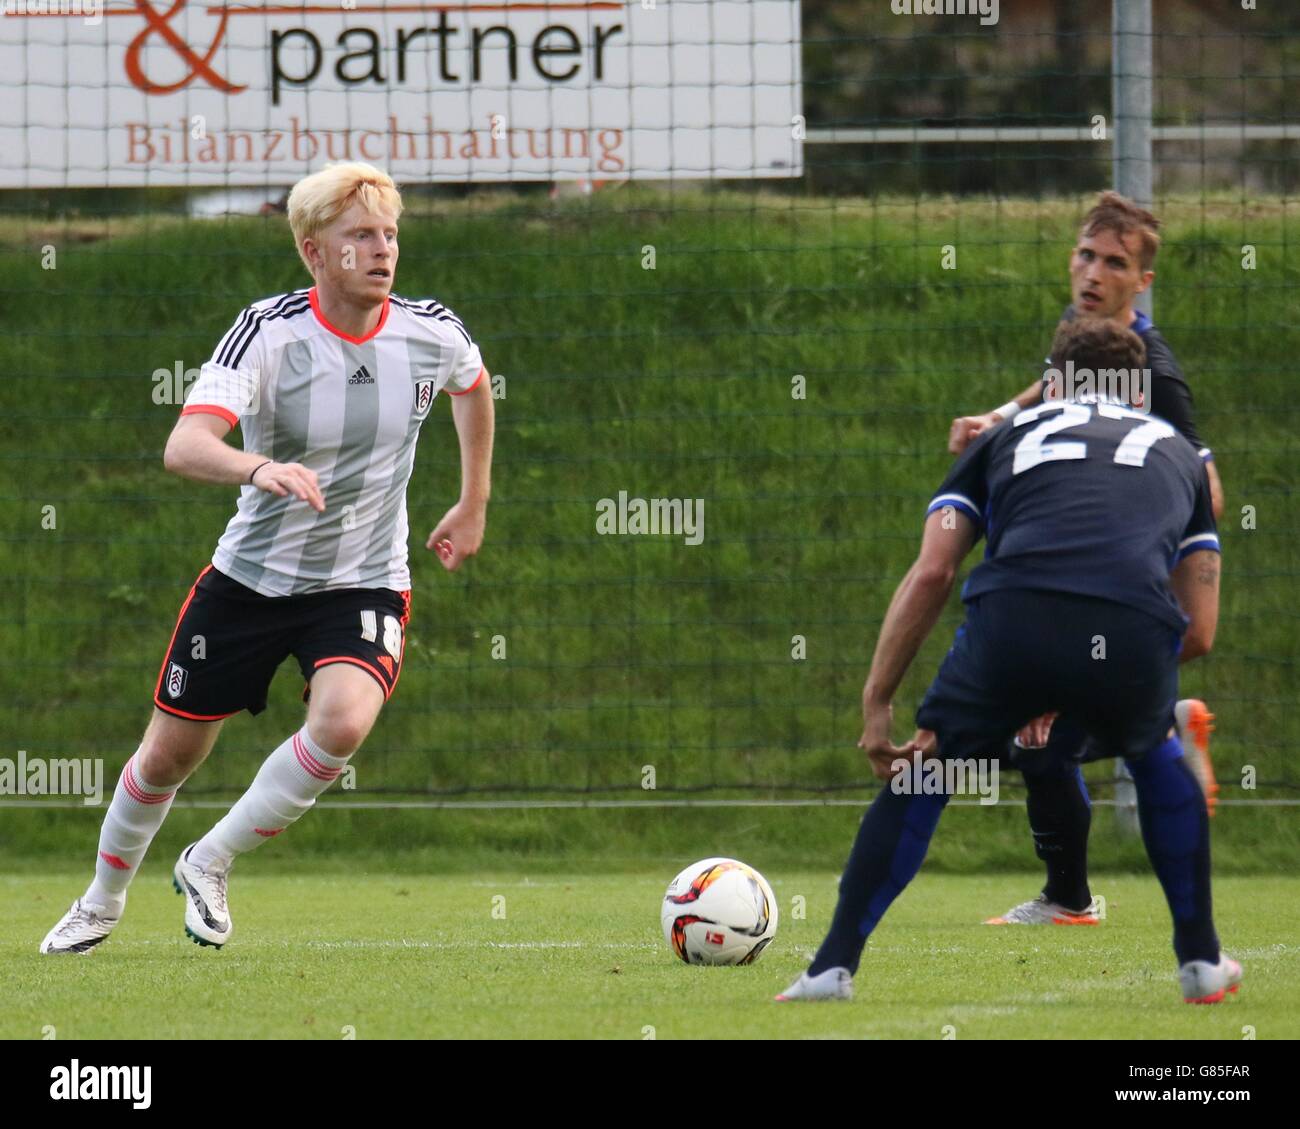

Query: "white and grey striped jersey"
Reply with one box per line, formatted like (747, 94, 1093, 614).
(180, 287, 485, 597)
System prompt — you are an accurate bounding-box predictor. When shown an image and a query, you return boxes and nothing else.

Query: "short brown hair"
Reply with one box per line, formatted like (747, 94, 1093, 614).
(1051, 317, 1147, 373)
(1080, 190, 1161, 271)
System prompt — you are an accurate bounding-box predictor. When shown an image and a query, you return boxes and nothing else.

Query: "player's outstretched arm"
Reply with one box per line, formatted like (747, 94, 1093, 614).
(859, 509, 977, 777)
(163, 414, 324, 511)
(948, 379, 1042, 454)
(1170, 548, 1220, 662)
(427, 372, 495, 571)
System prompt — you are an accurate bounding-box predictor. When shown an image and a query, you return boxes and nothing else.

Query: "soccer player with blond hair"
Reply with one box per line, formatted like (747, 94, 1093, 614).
(41, 162, 495, 953)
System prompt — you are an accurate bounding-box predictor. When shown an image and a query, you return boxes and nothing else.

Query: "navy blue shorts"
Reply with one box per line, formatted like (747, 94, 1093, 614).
(1005, 715, 1093, 775)
(915, 589, 1181, 764)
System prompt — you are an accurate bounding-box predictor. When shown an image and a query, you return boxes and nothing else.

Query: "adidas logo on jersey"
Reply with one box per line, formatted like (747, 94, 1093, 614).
(347, 365, 375, 385)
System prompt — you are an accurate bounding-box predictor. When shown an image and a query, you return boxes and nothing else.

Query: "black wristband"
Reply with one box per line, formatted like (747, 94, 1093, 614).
(248, 460, 272, 485)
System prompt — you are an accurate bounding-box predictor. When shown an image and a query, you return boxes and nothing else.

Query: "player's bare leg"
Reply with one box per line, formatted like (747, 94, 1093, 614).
(303, 662, 388, 759)
(137, 708, 225, 786)
(40, 711, 221, 954)
(176, 665, 385, 947)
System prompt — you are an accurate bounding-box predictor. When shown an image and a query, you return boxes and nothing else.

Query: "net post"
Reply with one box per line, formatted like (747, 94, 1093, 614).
(1112, 0, 1155, 318)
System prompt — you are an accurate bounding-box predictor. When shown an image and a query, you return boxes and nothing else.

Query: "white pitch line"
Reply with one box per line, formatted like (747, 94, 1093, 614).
(169, 939, 660, 952)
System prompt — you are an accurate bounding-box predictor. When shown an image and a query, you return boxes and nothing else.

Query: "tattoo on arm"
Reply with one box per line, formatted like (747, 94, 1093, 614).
(1197, 557, 1220, 586)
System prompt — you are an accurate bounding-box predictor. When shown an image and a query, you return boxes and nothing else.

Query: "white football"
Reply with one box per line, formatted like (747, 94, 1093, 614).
(661, 857, 778, 965)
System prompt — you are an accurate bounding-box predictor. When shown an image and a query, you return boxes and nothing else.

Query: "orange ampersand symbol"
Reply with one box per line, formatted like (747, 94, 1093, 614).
(124, 0, 247, 95)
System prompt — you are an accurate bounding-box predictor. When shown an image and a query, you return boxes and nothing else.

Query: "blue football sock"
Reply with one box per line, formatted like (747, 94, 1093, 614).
(809, 786, 947, 976)
(1125, 735, 1219, 965)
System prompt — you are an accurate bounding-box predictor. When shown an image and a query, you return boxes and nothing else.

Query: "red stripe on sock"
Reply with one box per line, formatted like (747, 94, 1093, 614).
(121, 757, 175, 805)
(292, 731, 341, 782)
(99, 851, 131, 870)
(254, 827, 284, 838)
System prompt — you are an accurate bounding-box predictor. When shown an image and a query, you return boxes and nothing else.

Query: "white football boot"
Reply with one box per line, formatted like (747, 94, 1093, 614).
(40, 898, 120, 954)
(775, 966, 853, 1002)
(984, 893, 1101, 925)
(1179, 954, 1243, 1004)
(1174, 699, 1219, 817)
(172, 843, 232, 948)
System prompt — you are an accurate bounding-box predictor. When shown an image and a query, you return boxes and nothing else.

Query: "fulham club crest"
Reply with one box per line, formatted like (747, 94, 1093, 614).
(165, 662, 188, 699)
(413, 379, 435, 418)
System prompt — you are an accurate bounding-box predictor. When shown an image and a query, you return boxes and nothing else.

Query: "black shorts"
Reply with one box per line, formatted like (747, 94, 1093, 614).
(153, 565, 410, 721)
(915, 589, 1181, 764)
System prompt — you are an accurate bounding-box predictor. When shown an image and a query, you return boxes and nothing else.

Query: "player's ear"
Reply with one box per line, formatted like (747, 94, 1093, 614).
(1135, 269, 1154, 294)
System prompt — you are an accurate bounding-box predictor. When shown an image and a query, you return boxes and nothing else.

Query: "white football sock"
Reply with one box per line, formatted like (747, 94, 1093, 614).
(84, 751, 177, 914)
(188, 725, 348, 873)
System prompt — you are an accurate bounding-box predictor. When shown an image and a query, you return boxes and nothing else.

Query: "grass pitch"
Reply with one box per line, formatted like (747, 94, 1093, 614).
(6, 868, 1297, 1040)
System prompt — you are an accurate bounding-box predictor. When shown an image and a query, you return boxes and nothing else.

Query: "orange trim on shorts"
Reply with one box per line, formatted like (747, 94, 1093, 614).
(387, 590, 412, 698)
(152, 698, 240, 722)
(313, 655, 392, 699)
(180, 404, 238, 428)
(447, 366, 486, 396)
(154, 564, 213, 705)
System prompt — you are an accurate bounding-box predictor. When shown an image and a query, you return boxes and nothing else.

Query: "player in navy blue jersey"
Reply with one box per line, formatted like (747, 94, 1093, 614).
(948, 191, 1223, 927)
(778, 318, 1240, 1005)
